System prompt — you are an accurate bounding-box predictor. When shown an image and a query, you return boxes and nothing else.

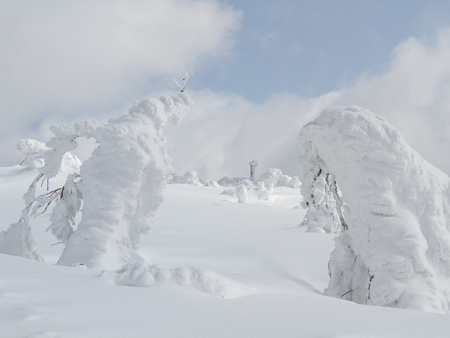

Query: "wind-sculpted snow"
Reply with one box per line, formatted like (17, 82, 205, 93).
(102, 261, 255, 299)
(298, 105, 450, 313)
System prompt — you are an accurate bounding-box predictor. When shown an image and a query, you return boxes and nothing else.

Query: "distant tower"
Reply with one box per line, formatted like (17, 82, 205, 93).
(249, 160, 258, 180)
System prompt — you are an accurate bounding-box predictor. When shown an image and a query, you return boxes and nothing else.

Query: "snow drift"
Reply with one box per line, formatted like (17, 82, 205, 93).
(298, 105, 450, 313)
(102, 261, 255, 298)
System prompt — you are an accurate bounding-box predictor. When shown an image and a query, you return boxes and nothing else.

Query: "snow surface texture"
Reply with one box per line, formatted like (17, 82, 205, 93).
(102, 261, 254, 298)
(3, 169, 450, 337)
(298, 105, 450, 313)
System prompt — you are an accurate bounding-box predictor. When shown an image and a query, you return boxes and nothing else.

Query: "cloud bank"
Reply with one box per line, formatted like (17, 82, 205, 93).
(167, 28, 450, 180)
(2, 1, 450, 183)
(0, 0, 241, 163)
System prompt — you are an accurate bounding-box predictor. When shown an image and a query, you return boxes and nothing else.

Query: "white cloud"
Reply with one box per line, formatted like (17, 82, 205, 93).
(168, 28, 450, 181)
(0, 0, 241, 164)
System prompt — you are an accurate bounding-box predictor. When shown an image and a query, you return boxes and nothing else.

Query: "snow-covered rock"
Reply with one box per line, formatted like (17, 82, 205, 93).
(298, 105, 450, 313)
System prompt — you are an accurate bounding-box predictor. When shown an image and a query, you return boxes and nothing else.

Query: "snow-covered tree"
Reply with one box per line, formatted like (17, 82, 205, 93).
(171, 170, 203, 186)
(299, 167, 343, 233)
(56, 92, 192, 269)
(4, 89, 192, 270)
(298, 105, 450, 313)
(236, 184, 249, 203)
(15, 138, 49, 166)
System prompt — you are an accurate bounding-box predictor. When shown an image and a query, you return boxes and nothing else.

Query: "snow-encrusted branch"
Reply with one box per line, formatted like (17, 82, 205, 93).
(174, 72, 189, 92)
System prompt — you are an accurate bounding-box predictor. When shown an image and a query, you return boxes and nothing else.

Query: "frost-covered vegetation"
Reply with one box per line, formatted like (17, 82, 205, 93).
(299, 105, 450, 313)
(0, 91, 192, 269)
(4, 95, 450, 338)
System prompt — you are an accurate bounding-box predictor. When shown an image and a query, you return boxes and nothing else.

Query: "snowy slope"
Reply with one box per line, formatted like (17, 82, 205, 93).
(2, 166, 450, 337)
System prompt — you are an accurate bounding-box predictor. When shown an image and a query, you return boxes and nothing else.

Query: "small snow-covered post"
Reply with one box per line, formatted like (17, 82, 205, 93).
(249, 160, 258, 181)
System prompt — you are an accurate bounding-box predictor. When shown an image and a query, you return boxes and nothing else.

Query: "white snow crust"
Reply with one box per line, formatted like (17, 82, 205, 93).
(298, 105, 450, 313)
(103, 261, 255, 298)
(2, 167, 450, 337)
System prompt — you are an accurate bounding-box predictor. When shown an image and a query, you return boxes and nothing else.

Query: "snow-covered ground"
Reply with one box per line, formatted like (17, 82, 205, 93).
(2, 165, 450, 337)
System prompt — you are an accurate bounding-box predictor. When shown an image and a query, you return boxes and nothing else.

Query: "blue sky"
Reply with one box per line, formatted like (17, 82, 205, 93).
(193, 0, 450, 102)
(2, 0, 450, 180)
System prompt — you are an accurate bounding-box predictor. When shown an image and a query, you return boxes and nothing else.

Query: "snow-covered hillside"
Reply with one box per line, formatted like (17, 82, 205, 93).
(2, 165, 450, 337)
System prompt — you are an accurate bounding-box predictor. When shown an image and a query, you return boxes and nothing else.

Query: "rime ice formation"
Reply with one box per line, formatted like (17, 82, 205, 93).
(299, 168, 343, 234)
(8, 93, 192, 269)
(298, 105, 450, 313)
(56, 93, 192, 269)
(15, 139, 49, 166)
(171, 170, 203, 186)
(236, 184, 249, 203)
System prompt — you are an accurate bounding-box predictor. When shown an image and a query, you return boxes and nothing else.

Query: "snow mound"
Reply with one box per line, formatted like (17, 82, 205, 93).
(0, 222, 43, 262)
(220, 188, 236, 197)
(204, 180, 220, 187)
(171, 170, 203, 186)
(102, 261, 255, 298)
(298, 105, 450, 313)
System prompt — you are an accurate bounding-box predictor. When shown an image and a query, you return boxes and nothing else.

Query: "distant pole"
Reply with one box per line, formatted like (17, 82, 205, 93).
(249, 160, 258, 180)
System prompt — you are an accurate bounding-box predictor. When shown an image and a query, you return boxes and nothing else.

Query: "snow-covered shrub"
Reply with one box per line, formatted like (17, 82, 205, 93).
(171, 170, 203, 186)
(0, 146, 83, 262)
(15, 138, 49, 166)
(0, 222, 43, 262)
(276, 174, 301, 189)
(256, 168, 301, 189)
(298, 105, 450, 313)
(258, 168, 282, 190)
(299, 168, 343, 234)
(236, 184, 249, 204)
(257, 181, 272, 200)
